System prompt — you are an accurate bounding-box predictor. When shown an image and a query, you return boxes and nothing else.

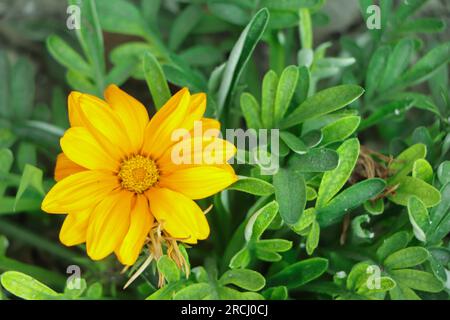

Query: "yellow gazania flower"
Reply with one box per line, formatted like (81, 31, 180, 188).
(41, 85, 237, 266)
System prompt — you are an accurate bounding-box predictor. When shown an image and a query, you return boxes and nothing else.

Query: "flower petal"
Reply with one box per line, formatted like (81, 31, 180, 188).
(159, 166, 237, 199)
(141, 88, 191, 159)
(60, 127, 120, 172)
(146, 188, 209, 243)
(157, 136, 236, 174)
(77, 94, 133, 155)
(41, 170, 119, 213)
(116, 194, 153, 265)
(86, 191, 132, 261)
(68, 91, 83, 127)
(104, 85, 149, 152)
(54, 153, 86, 182)
(59, 209, 91, 246)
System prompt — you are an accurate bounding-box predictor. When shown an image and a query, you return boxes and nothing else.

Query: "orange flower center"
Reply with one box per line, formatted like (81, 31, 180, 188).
(118, 155, 159, 193)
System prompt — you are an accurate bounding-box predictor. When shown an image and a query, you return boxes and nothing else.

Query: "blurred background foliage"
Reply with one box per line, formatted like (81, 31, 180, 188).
(0, 0, 449, 300)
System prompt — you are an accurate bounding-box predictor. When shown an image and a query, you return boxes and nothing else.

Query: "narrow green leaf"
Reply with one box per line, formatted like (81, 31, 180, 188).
(320, 116, 361, 146)
(143, 52, 171, 110)
(280, 132, 307, 154)
(1, 271, 61, 300)
(217, 8, 269, 116)
(407, 196, 430, 242)
(261, 70, 278, 128)
(377, 231, 411, 262)
(289, 148, 338, 173)
(46, 35, 91, 77)
(317, 178, 386, 227)
(157, 256, 181, 283)
(388, 176, 441, 207)
(228, 177, 275, 196)
(268, 258, 328, 289)
(245, 201, 279, 242)
(14, 165, 44, 210)
(274, 65, 299, 124)
(316, 138, 360, 207)
(412, 159, 433, 183)
(273, 168, 306, 225)
(390, 269, 443, 293)
(384, 247, 429, 270)
(219, 269, 266, 291)
(306, 221, 320, 255)
(169, 4, 202, 51)
(240, 92, 262, 129)
(281, 85, 364, 129)
(388, 143, 427, 185)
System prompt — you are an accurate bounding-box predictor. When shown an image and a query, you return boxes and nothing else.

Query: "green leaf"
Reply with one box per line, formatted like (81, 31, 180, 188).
(388, 143, 427, 185)
(245, 201, 279, 242)
(280, 85, 364, 129)
(1, 271, 61, 300)
(219, 269, 266, 291)
(291, 207, 316, 234)
(256, 239, 292, 252)
(388, 176, 441, 207)
(262, 286, 288, 300)
(274, 65, 299, 124)
(390, 269, 443, 293)
(228, 177, 275, 196)
(289, 148, 338, 173)
(294, 66, 310, 105)
(86, 282, 103, 299)
(0, 148, 13, 197)
(365, 45, 390, 99)
(427, 183, 450, 243)
(399, 42, 450, 87)
(306, 221, 320, 255)
(229, 247, 251, 269)
(69, 0, 105, 92)
(261, 70, 278, 128)
(364, 198, 384, 215)
(299, 8, 313, 49)
(379, 38, 414, 92)
(157, 256, 181, 283)
(351, 214, 374, 239)
(399, 18, 446, 34)
(273, 168, 306, 225)
(240, 93, 262, 129)
(46, 35, 91, 78)
(169, 4, 202, 51)
(217, 8, 269, 117)
(14, 164, 45, 210)
(437, 161, 450, 185)
(412, 159, 433, 183)
(95, 0, 146, 37)
(11, 57, 35, 119)
(316, 138, 360, 207)
(280, 132, 307, 154)
(317, 178, 386, 227)
(0, 50, 10, 118)
(384, 247, 429, 270)
(407, 196, 430, 242)
(320, 116, 361, 146)
(173, 283, 212, 300)
(64, 278, 87, 299)
(268, 258, 328, 289)
(261, 0, 324, 10)
(143, 52, 171, 110)
(358, 100, 412, 131)
(377, 231, 411, 262)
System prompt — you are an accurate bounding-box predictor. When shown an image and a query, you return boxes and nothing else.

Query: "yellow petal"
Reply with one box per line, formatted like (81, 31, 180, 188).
(141, 88, 191, 159)
(54, 153, 86, 182)
(191, 118, 221, 137)
(59, 209, 91, 246)
(157, 136, 236, 174)
(60, 127, 120, 172)
(146, 188, 209, 243)
(41, 170, 119, 213)
(179, 93, 206, 129)
(159, 166, 237, 200)
(116, 195, 153, 265)
(104, 85, 149, 152)
(86, 191, 132, 261)
(68, 91, 83, 127)
(77, 94, 133, 155)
